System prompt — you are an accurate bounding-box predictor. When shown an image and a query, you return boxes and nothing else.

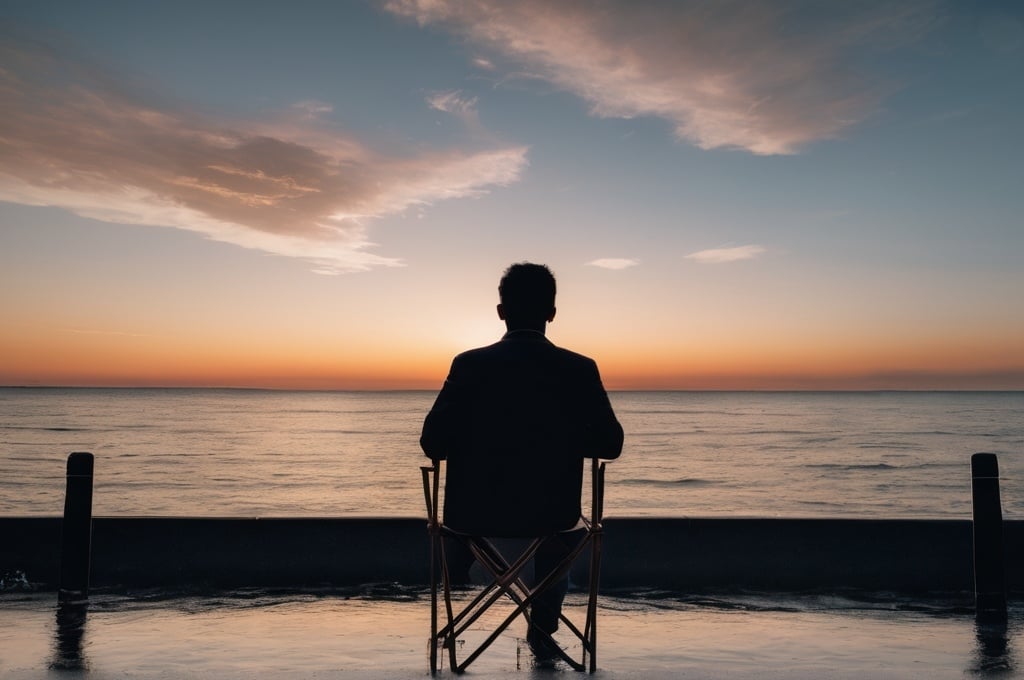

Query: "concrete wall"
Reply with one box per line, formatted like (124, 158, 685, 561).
(3, 517, 1021, 595)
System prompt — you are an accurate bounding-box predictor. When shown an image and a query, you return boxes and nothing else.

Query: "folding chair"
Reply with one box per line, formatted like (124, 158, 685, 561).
(421, 457, 606, 674)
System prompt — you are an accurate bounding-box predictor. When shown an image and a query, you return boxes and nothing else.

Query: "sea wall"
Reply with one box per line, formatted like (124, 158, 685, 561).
(3, 517, 1022, 595)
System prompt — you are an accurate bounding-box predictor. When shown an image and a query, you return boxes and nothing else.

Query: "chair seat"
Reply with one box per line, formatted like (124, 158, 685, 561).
(444, 515, 589, 539)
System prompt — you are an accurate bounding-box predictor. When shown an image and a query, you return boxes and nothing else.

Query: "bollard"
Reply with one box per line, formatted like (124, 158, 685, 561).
(971, 453, 1006, 618)
(58, 452, 94, 603)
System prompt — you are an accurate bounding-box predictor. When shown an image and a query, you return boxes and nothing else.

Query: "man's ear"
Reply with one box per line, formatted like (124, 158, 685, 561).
(548, 307, 556, 323)
(497, 303, 506, 320)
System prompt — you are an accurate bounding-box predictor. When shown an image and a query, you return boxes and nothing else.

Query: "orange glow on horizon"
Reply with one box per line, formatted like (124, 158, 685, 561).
(3, 297, 1023, 391)
(3, 326, 1022, 391)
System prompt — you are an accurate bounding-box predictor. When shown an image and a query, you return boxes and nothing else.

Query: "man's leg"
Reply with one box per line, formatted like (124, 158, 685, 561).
(530, 529, 586, 635)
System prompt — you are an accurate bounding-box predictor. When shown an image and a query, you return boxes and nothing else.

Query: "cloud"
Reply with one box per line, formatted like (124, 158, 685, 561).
(685, 245, 766, 264)
(0, 34, 527, 273)
(587, 258, 639, 270)
(426, 89, 484, 132)
(291, 100, 335, 118)
(427, 90, 479, 116)
(384, 0, 936, 154)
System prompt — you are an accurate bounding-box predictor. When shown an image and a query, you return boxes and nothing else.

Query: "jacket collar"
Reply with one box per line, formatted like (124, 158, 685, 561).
(501, 329, 550, 342)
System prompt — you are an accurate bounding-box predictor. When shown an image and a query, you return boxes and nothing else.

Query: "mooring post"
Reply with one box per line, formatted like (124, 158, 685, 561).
(971, 452, 1006, 619)
(58, 452, 94, 603)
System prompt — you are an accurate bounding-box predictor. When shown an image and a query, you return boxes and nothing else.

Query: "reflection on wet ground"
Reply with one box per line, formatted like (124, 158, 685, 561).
(975, 614, 1015, 675)
(1, 587, 1020, 679)
(51, 602, 89, 671)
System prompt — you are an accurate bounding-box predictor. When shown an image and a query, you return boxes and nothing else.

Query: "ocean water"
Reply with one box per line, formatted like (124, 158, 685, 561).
(1, 388, 1022, 519)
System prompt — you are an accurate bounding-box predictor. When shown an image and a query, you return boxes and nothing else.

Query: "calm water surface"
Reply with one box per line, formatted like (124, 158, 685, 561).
(1, 388, 1021, 518)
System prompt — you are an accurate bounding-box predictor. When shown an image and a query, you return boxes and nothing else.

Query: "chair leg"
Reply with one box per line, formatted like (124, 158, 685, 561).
(448, 538, 543, 672)
(439, 537, 462, 672)
(445, 538, 541, 638)
(433, 530, 602, 674)
(438, 536, 533, 672)
(481, 537, 594, 672)
(429, 531, 438, 674)
(586, 531, 603, 673)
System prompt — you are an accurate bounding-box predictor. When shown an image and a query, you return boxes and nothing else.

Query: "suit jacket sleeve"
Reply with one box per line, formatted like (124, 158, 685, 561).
(420, 357, 463, 461)
(582, 359, 624, 460)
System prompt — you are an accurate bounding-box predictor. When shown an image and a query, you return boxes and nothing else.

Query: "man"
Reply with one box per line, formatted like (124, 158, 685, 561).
(421, 262, 623, 655)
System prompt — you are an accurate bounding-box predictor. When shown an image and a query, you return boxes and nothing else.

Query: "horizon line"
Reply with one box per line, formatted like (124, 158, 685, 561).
(3, 385, 1022, 394)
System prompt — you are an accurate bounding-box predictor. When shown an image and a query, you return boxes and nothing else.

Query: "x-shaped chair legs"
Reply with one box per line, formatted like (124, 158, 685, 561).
(432, 527, 599, 673)
(424, 461, 605, 674)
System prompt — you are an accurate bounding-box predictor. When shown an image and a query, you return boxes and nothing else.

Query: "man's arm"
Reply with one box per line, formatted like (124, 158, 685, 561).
(420, 358, 462, 461)
(582, 359, 623, 460)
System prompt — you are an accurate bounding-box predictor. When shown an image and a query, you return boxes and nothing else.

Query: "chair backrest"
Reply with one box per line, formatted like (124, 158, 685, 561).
(423, 457, 605, 536)
(447, 457, 586, 536)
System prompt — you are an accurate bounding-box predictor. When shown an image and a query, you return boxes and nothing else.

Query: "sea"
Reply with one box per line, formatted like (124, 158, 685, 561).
(3, 388, 1024, 677)
(1, 388, 1022, 519)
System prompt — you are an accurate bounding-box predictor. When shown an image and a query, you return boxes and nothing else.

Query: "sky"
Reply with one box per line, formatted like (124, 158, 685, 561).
(1, 0, 1022, 390)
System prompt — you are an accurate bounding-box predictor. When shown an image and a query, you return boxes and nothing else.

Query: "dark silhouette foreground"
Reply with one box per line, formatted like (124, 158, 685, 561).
(422, 262, 622, 663)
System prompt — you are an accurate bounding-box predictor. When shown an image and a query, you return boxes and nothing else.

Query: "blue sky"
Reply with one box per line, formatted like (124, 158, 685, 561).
(1, 1, 1022, 388)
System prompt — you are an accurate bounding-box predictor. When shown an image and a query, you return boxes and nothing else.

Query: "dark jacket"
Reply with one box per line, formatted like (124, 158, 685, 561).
(421, 330, 623, 536)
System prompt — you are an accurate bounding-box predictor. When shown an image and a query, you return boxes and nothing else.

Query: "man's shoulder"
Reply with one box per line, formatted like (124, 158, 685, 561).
(548, 344, 598, 368)
(452, 341, 502, 362)
(452, 337, 597, 372)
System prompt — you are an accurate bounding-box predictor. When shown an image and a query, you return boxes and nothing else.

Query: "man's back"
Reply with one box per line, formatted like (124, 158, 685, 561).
(421, 329, 622, 536)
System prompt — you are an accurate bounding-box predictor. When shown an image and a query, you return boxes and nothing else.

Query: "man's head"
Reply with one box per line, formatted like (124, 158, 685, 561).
(498, 262, 556, 330)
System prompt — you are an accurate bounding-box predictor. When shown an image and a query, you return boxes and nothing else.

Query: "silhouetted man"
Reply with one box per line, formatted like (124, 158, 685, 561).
(421, 262, 623, 655)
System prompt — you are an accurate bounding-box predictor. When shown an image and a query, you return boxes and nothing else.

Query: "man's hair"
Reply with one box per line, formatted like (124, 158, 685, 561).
(499, 262, 556, 322)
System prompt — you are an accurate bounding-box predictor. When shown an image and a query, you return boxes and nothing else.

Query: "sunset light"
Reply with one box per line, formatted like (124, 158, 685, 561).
(1, 2, 1021, 390)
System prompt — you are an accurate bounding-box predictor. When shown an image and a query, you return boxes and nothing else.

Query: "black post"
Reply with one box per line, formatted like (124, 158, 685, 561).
(971, 452, 1006, 619)
(58, 452, 94, 603)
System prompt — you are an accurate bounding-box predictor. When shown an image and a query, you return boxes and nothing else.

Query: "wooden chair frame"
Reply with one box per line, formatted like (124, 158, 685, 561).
(422, 458, 606, 674)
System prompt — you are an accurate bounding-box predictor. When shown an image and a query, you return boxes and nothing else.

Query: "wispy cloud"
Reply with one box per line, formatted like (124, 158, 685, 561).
(427, 90, 479, 116)
(587, 258, 639, 270)
(426, 89, 484, 132)
(0, 34, 527, 273)
(685, 245, 766, 264)
(385, 0, 936, 154)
